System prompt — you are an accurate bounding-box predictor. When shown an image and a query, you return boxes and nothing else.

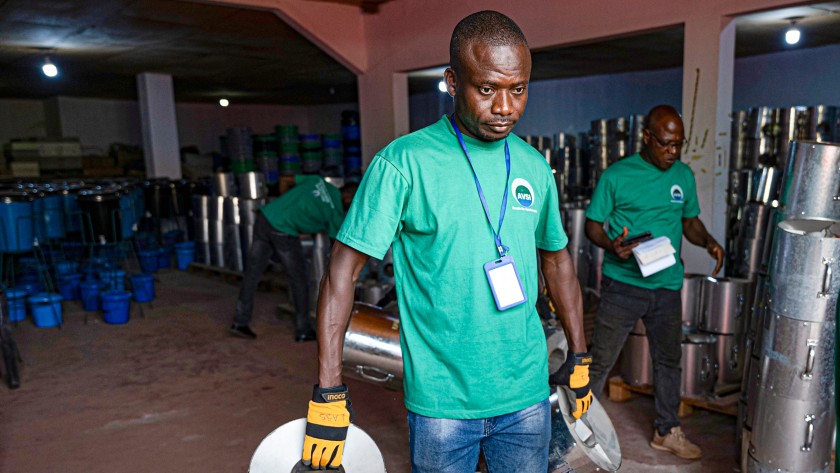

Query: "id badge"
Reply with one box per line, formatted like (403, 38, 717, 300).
(483, 255, 527, 311)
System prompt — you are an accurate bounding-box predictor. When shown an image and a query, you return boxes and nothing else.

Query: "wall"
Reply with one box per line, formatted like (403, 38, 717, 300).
(733, 43, 840, 110)
(409, 42, 840, 137)
(0, 97, 357, 156)
(0, 99, 48, 145)
(409, 67, 684, 136)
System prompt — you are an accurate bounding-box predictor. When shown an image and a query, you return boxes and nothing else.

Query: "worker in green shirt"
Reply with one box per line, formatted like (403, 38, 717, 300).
(584, 105, 724, 461)
(298, 11, 590, 472)
(229, 175, 357, 341)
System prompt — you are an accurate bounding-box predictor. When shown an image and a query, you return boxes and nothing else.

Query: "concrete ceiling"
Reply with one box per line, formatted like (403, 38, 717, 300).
(1, 0, 839, 104)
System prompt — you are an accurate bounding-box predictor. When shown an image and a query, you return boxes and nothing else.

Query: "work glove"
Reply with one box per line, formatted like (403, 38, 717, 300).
(302, 384, 354, 470)
(549, 352, 593, 420)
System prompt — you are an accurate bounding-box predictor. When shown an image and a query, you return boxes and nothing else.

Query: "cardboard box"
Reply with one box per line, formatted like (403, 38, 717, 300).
(10, 161, 40, 177)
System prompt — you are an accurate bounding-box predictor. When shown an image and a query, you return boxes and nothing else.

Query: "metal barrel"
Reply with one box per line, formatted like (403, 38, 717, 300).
(699, 276, 753, 335)
(341, 303, 403, 391)
(681, 273, 705, 331)
(237, 172, 266, 200)
(212, 172, 236, 197)
(628, 114, 646, 154)
(620, 333, 653, 387)
(681, 333, 717, 397)
(730, 110, 749, 170)
(711, 332, 745, 386)
(778, 140, 840, 221)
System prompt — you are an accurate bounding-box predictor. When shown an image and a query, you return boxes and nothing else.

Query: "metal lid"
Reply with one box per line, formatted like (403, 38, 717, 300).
(249, 418, 385, 473)
(553, 387, 622, 471)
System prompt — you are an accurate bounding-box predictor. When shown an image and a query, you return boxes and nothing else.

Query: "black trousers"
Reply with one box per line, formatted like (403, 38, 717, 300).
(588, 276, 683, 433)
(234, 213, 311, 333)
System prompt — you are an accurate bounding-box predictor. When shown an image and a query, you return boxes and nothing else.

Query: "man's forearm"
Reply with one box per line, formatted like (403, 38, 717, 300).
(683, 217, 717, 249)
(541, 249, 587, 353)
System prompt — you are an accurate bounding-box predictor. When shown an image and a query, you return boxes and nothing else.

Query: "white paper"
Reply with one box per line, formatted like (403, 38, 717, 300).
(632, 236, 677, 277)
(487, 263, 526, 308)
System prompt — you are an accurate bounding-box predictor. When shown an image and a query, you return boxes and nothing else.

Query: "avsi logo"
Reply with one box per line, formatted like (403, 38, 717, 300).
(511, 178, 535, 207)
(670, 184, 684, 203)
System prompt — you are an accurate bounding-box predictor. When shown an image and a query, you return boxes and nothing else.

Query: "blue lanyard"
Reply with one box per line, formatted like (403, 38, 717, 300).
(450, 115, 511, 258)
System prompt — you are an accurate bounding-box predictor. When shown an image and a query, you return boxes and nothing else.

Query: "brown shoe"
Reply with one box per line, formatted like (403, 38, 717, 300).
(650, 426, 702, 460)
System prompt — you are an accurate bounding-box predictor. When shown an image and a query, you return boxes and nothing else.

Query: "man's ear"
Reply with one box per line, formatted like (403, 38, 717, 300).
(443, 67, 457, 97)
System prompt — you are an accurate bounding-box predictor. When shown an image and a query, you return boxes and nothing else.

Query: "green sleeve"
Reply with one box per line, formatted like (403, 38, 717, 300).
(585, 172, 614, 224)
(336, 156, 409, 259)
(682, 169, 701, 218)
(535, 171, 568, 251)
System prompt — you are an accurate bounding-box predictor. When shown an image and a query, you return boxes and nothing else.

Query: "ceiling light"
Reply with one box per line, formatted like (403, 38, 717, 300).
(219, 98, 230, 107)
(41, 58, 58, 78)
(438, 81, 447, 93)
(785, 20, 801, 45)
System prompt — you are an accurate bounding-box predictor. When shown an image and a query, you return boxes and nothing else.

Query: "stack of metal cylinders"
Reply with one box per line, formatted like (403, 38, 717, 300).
(223, 197, 243, 272)
(627, 114, 646, 155)
(207, 195, 226, 267)
(804, 105, 838, 143)
(731, 202, 771, 278)
(739, 140, 840, 473)
(746, 219, 839, 473)
(589, 119, 608, 179)
(744, 107, 775, 169)
(730, 111, 749, 171)
(192, 195, 211, 264)
(698, 276, 752, 388)
(237, 173, 266, 265)
(606, 117, 629, 164)
(560, 203, 589, 294)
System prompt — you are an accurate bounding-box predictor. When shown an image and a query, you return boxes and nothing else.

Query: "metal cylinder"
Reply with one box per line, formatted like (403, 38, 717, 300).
(699, 276, 753, 334)
(768, 219, 840, 322)
(804, 105, 838, 143)
(750, 167, 781, 205)
(681, 273, 705, 330)
(620, 333, 653, 387)
(628, 114, 646, 154)
(212, 173, 235, 197)
(208, 196, 225, 222)
(779, 141, 840, 221)
(730, 110, 749, 170)
(711, 332, 745, 386)
(237, 172, 266, 199)
(606, 117, 628, 163)
(342, 303, 403, 391)
(681, 333, 717, 397)
(192, 195, 210, 220)
(562, 205, 590, 292)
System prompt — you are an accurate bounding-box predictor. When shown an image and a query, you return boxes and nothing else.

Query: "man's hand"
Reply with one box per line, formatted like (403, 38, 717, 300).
(549, 352, 594, 419)
(302, 384, 354, 470)
(611, 227, 639, 259)
(706, 240, 724, 276)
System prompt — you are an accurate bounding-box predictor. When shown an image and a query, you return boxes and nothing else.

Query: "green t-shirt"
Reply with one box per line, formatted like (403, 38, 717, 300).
(260, 175, 344, 238)
(585, 153, 700, 290)
(337, 116, 568, 419)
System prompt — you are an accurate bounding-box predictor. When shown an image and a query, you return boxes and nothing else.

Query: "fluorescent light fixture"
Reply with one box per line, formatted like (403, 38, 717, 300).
(219, 98, 230, 107)
(42, 58, 58, 78)
(785, 20, 801, 45)
(438, 80, 447, 93)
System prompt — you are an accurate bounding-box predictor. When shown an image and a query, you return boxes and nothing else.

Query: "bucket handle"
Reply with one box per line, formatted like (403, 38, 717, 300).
(801, 414, 815, 452)
(800, 339, 817, 381)
(816, 257, 833, 299)
(354, 365, 394, 384)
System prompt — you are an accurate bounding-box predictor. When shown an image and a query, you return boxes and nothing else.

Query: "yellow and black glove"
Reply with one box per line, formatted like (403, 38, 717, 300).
(302, 384, 354, 470)
(549, 352, 593, 419)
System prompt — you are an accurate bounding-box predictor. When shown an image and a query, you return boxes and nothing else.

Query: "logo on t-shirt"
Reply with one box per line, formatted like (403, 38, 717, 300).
(670, 184, 684, 204)
(511, 178, 535, 207)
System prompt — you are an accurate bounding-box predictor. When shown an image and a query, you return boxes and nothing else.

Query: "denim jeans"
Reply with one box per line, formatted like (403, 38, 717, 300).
(588, 276, 682, 433)
(234, 213, 311, 333)
(408, 399, 551, 473)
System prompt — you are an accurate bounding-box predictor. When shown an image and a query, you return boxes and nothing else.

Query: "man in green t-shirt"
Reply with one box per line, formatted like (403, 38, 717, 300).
(584, 105, 724, 461)
(298, 11, 591, 473)
(229, 175, 356, 341)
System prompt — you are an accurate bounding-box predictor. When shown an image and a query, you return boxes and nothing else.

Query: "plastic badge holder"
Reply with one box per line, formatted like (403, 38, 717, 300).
(483, 255, 527, 311)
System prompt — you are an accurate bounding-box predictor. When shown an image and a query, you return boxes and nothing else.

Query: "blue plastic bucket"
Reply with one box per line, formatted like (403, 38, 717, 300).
(0, 198, 34, 252)
(101, 290, 131, 324)
(27, 293, 63, 328)
(57, 273, 82, 301)
(175, 241, 195, 270)
(138, 249, 158, 273)
(80, 280, 102, 311)
(130, 274, 155, 302)
(55, 261, 78, 276)
(100, 270, 126, 292)
(31, 196, 47, 243)
(6, 288, 28, 322)
(17, 281, 42, 296)
(157, 246, 172, 269)
(43, 194, 66, 239)
(62, 191, 81, 233)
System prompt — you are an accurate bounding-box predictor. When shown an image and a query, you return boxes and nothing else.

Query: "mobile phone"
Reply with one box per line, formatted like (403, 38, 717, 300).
(620, 231, 652, 246)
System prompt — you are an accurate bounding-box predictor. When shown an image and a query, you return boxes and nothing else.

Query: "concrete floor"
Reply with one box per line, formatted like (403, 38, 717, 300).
(0, 269, 738, 473)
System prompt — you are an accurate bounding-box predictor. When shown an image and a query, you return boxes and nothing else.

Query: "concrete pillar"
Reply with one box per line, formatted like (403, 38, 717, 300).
(358, 69, 411, 168)
(137, 73, 181, 179)
(680, 14, 735, 274)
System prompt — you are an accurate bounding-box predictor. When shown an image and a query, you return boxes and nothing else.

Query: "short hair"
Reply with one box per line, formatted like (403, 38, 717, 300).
(645, 105, 681, 130)
(449, 11, 528, 72)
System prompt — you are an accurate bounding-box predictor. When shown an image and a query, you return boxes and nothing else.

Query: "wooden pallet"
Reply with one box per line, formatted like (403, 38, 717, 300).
(608, 376, 739, 418)
(187, 262, 288, 291)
